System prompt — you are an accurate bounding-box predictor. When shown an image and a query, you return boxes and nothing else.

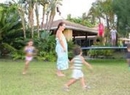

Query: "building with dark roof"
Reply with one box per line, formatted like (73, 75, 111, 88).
(42, 19, 98, 47)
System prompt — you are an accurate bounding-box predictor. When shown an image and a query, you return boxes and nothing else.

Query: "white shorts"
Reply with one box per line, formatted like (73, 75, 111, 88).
(25, 56, 33, 61)
(72, 69, 84, 79)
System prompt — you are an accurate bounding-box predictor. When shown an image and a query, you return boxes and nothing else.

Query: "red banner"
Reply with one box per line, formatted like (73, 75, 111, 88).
(98, 23, 104, 37)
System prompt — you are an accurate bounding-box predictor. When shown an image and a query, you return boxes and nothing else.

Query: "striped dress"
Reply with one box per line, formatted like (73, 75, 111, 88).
(72, 55, 84, 79)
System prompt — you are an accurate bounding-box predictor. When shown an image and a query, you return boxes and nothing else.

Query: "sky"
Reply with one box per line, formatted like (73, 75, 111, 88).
(0, 0, 96, 18)
(58, 0, 96, 19)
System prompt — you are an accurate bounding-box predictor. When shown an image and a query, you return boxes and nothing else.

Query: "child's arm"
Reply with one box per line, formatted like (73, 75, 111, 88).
(69, 58, 74, 69)
(80, 56, 92, 70)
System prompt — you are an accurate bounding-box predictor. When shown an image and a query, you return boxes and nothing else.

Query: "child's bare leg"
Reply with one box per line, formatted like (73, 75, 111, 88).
(56, 70, 65, 76)
(80, 77, 86, 88)
(23, 60, 30, 74)
(65, 78, 77, 88)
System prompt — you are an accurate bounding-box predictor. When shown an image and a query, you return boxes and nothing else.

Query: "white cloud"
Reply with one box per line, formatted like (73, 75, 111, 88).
(55, 0, 96, 19)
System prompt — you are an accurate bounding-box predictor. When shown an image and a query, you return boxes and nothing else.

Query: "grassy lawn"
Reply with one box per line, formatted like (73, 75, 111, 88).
(0, 59, 130, 95)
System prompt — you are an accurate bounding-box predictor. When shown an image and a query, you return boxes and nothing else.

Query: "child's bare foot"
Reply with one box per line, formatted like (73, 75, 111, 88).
(56, 73, 65, 77)
(63, 85, 69, 91)
(83, 85, 91, 90)
(22, 71, 26, 75)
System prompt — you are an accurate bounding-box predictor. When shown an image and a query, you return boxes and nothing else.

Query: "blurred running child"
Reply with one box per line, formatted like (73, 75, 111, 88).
(64, 45, 92, 91)
(22, 40, 37, 74)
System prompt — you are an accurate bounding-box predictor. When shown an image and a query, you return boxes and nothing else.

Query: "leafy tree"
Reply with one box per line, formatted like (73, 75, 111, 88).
(0, 4, 23, 57)
(42, 0, 62, 31)
(66, 14, 95, 27)
(113, 0, 130, 36)
(0, 0, 64, 60)
(12, 0, 27, 39)
(87, 0, 115, 45)
(11, 0, 63, 38)
(87, 1, 104, 24)
(34, 31, 56, 61)
(88, 0, 115, 30)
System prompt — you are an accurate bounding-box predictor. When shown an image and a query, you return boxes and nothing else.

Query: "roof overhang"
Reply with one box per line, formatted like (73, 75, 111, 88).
(42, 19, 98, 36)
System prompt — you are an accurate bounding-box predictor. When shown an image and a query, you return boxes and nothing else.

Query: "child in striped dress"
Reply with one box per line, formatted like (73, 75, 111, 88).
(64, 45, 92, 91)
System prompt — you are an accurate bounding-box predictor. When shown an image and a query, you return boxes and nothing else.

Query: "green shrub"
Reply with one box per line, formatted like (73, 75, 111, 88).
(11, 49, 25, 60)
(34, 31, 56, 61)
(87, 49, 114, 58)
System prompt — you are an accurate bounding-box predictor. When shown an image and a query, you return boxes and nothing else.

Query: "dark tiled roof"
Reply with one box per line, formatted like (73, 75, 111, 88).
(43, 19, 98, 34)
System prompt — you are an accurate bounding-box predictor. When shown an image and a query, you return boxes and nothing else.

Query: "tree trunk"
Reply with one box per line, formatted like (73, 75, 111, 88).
(17, 7, 26, 39)
(35, 3, 40, 38)
(28, 7, 34, 38)
(41, 6, 46, 29)
(47, 9, 55, 31)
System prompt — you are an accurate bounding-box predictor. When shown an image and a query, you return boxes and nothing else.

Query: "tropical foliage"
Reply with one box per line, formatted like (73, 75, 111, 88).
(0, 4, 23, 57)
(87, 0, 130, 38)
(35, 31, 56, 61)
(113, 0, 130, 36)
(67, 0, 116, 46)
(66, 14, 95, 27)
(87, 0, 115, 45)
(0, 0, 130, 60)
(0, 0, 62, 61)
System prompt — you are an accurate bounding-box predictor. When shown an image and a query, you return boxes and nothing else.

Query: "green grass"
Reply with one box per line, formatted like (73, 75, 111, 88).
(0, 59, 130, 95)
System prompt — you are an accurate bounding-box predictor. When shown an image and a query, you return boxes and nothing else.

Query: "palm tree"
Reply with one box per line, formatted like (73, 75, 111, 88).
(17, 6, 27, 39)
(39, 0, 49, 29)
(12, 0, 27, 39)
(101, 0, 114, 30)
(14, 0, 41, 38)
(47, 0, 62, 31)
(87, 1, 105, 24)
(14, 0, 35, 38)
(34, 0, 40, 38)
(39, 0, 62, 31)
(27, 0, 35, 38)
(87, 0, 115, 44)
(99, 0, 115, 44)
